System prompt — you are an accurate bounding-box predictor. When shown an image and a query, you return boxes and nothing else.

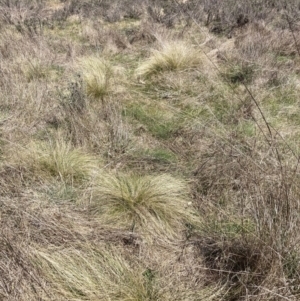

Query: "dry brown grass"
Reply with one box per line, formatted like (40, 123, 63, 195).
(1, 1, 300, 300)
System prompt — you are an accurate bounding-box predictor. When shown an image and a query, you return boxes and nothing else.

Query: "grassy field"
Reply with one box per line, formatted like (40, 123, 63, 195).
(1, 0, 300, 300)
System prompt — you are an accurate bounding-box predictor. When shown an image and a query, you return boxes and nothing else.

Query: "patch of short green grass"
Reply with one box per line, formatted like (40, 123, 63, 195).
(262, 85, 300, 131)
(263, 85, 298, 115)
(222, 62, 255, 85)
(283, 251, 300, 281)
(44, 182, 78, 203)
(202, 218, 256, 238)
(144, 148, 177, 164)
(46, 16, 83, 42)
(237, 120, 256, 137)
(179, 105, 210, 124)
(125, 103, 178, 139)
(191, 81, 238, 124)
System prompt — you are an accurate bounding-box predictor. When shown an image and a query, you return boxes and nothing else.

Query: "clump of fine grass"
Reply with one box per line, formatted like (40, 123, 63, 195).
(40, 141, 98, 182)
(32, 244, 223, 301)
(90, 173, 197, 237)
(10, 138, 99, 183)
(33, 245, 163, 300)
(79, 56, 113, 100)
(22, 59, 49, 82)
(136, 40, 202, 78)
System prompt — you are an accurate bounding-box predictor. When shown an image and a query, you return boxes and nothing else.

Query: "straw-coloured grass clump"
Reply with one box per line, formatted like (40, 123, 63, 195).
(90, 173, 197, 237)
(79, 56, 113, 100)
(39, 140, 98, 182)
(136, 41, 202, 78)
(22, 59, 49, 82)
(32, 245, 220, 300)
(33, 246, 159, 300)
(11, 139, 99, 183)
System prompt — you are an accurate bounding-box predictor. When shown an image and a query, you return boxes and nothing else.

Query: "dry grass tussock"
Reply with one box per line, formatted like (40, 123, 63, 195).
(90, 173, 198, 239)
(78, 56, 113, 100)
(7, 137, 99, 183)
(31, 243, 225, 301)
(136, 40, 202, 78)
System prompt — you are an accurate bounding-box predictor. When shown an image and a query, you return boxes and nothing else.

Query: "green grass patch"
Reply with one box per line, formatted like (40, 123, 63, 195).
(128, 147, 178, 166)
(144, 148, 177, 164)
(124, 103, 178, 139)
(237, 120, 256, 137)
(44, 182, 78, 203)
(200, 218, 256, 239)
(22, 60, 64, 82)
(262, 85, 300, 124)
(46, 17, 83, 42)
(222, 62, 255, 85)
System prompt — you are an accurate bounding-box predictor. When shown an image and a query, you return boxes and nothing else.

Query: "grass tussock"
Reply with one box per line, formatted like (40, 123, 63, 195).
(90, 173, 197, 237)
(79, 56, 113, 100)
(9, 138, 99, 183)
(136, 40, 202, 78)
(32, 244, 224, 301)
(33, 246, 152, 300)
